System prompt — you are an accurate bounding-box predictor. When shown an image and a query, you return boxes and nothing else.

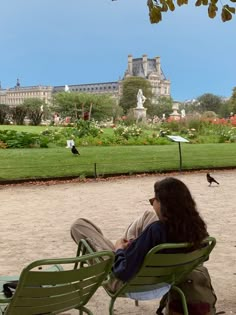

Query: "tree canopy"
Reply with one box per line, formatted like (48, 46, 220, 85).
(197, 93, 223, 114)
(229, 86, 236, 114)
(147, 0, 236, 24)
(119, 77, 152, 113)
(23, 98, 46, 126)
(148, 96, 173, 118)
(0, 104, 9, 124)
(53, 92, 117, 121)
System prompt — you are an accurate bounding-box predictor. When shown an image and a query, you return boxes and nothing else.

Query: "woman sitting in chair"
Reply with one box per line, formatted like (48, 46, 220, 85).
(70, 177, 208, 291)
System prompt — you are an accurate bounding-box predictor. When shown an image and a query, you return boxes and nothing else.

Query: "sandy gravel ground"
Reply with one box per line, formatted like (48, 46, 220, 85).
(0, 170, 236, 314)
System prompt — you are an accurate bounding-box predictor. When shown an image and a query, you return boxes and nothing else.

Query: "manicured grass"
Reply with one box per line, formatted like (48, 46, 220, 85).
(0, 125, 50, 134)
(1, 143, 236, 181)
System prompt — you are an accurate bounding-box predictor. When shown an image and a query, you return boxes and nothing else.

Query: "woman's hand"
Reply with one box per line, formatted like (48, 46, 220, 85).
(114, 238, 130, 251)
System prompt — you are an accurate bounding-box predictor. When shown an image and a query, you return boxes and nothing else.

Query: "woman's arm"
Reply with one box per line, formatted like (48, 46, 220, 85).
(112, 222, 166, 282)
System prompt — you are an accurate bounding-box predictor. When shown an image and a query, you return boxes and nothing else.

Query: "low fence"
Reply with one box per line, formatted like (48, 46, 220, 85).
(0, 155, 236, 184)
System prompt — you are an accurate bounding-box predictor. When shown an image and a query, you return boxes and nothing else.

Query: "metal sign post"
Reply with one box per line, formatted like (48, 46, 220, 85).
(167, 135, 189, 172)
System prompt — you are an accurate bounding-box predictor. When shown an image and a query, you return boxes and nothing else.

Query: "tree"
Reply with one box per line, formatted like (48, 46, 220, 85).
(119, 77, 152, 114)
(218, 99, 231, 118)
(0, 104, 9, 124)
(23, 98, 46, 126)
(53, 92, 117, 121)
(86, 94, 118, 121)
(229, 86, 236, 115)
(148, 96, 173, 118)
(197, 93, 223, 114)
(112, 103, 124, 121)
(52, 92, 80, 119)
(147, 0, 236, 24)
(11, 105, 27, 125)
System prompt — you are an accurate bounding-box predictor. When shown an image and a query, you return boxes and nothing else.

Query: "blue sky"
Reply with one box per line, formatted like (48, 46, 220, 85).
(0, 0, 235, 101)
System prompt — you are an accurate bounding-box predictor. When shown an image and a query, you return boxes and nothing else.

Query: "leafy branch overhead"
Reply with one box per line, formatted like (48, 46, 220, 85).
(147, 0, 236, 23)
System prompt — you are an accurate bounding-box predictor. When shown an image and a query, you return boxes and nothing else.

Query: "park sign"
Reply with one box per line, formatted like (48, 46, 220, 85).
(167, 135, 189, 172)
(167, 135, 189, 143)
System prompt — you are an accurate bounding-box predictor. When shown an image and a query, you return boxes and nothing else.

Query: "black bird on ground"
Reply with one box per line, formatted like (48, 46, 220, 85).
(206, 173, 219, 186)
(71, 145, 80, 155)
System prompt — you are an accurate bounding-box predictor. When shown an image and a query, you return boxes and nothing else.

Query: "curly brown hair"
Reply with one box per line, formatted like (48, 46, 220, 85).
(154, 177, 208, 248)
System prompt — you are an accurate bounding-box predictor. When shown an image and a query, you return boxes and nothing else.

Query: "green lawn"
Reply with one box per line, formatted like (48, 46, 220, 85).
(0, 125, 50, 133)
(0, 124, 115, 137)
(1, 143, 236, 181)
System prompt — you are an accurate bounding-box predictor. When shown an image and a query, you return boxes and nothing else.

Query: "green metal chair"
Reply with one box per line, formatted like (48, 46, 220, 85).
(78, 237, 216, 315)
(0, 250, 114, 315)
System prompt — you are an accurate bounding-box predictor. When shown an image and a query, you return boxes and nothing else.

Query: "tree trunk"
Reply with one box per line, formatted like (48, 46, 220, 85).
(89, 103, 93, 120)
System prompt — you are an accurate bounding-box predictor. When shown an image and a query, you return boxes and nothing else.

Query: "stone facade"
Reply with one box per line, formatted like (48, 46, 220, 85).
(0, 79, 52, 106)
(0, 55, 170, 105)
(53, 54, 170, 101)
(124, 54, 170, 99)
(53, 81, 120, 98)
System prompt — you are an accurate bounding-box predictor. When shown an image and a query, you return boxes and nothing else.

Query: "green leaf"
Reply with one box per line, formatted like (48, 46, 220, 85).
(225, 4, 236, 13)
(149, 6, 162, 23)
(166, 0, 175, 11)
(221, 6, 233, 21)
(195, 0, 202, 7)
(147, 0, 154, 9)
(177, 0, 186, 6)
(208, 4, 217, 18)
(160, 0, 169, 12)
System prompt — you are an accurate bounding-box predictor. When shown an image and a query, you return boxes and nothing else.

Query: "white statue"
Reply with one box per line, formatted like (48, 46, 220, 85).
(181, 109, 186, 118)
(40, 105, 44, 113)
(137, 89, 146, 109)
(65, 85, 70, 93)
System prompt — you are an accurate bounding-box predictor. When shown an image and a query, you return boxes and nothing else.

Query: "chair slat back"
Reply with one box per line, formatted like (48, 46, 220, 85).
(124, 237, 216, 293)
(4, 251, 114, 315)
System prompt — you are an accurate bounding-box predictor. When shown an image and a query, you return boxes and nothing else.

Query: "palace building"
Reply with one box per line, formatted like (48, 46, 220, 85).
(0, 55, 170, 105)
(0, 79, 52, 106)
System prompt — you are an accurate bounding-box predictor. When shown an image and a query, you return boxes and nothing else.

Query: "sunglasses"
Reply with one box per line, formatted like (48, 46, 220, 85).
(149, 197, 155, 206)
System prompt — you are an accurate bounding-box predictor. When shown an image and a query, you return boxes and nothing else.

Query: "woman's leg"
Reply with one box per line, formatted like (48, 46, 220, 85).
(71, 218, 123, 293)
(70, 218, 115, 251)
(123, 210, 158, 240)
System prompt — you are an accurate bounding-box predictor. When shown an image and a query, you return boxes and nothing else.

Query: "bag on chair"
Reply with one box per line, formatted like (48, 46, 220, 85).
(156, 265, 217, 315)
(3, 281, 18, 298)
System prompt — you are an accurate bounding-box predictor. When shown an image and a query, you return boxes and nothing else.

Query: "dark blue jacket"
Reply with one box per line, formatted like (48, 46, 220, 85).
(112, 221, 167, 282)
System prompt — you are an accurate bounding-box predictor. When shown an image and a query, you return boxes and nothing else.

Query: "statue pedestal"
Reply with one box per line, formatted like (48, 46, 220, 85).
(169, 112, 181, 121)
(169, 103, 181, 121)
(133, 108, 147, 121)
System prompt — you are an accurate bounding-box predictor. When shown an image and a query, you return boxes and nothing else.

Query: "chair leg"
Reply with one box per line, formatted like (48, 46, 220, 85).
(78, 306, 93, 315)
(135, 300, 139, 306)
(109, 297, 116, 315)
(172, 286, 188, 315)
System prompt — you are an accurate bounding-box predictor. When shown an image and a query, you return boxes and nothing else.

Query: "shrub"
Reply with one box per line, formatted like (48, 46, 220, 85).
(76, 119, 103, 137)
(0, 130, 50, 148)
(113, 124, 142, 140)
